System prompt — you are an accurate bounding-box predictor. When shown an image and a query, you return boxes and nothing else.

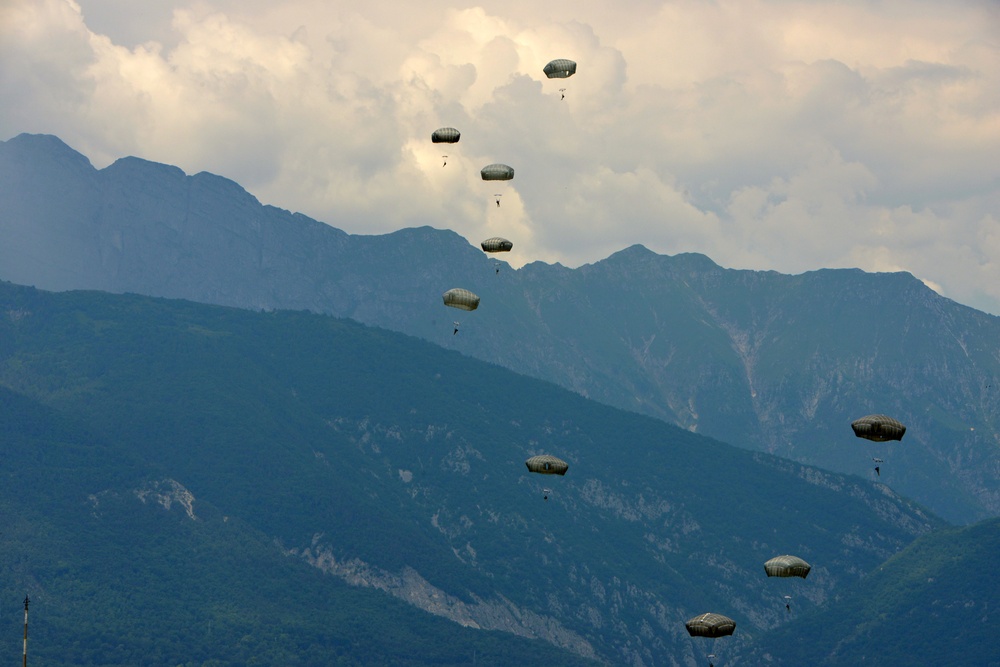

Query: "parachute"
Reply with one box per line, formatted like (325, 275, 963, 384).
(543, 59, 577, 79)
(482, 165, 514, 206)
(686, 613, 735, 667)
(764, 555, 812, 579)
(765, 556, 809, 614)
(481, 164, 514, 181)
(481, 237, 513, 253)
(851, 414, 906, 442)
(442, 288, 480, 311)
(431, 127, 461, 143)
(525, 455, 569, 475)
(685, 613, 736, 638)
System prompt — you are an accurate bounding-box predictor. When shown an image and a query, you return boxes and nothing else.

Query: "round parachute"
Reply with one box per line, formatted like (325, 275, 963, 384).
(481, 164, 515, 181)
(525, 455, 569, 475)
(431, 127, 461, 143)
(442, 288, 480, 311)
(543, 59, 577, 79)
(764, 555, 812, 579)
(851, 414, 906, 442)
(481, 237, 513, 253)
(685, 613, 736, 638)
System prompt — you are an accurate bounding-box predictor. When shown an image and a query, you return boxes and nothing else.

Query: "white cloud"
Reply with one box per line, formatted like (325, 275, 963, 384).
(2, 0, 999, 314)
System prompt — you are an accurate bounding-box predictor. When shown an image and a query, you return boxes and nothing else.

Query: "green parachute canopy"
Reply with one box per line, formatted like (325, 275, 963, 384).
(525, 455, 569, 475)
(431, 127, 461, 143)
(442, 288, 480, 311)
(481, 237, 513, 253)
(543, 59, 577, 79)
(764, 555, 812, 578)
(685, 613, 736, 638)
(481, 164, 514, 181)
(851, 414, 906, 442)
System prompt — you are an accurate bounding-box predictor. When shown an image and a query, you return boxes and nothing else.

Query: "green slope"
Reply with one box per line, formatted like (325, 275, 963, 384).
(0, 281, 948, 665)
(748, 518, 1000, 666)
(0, 387, 598, 667)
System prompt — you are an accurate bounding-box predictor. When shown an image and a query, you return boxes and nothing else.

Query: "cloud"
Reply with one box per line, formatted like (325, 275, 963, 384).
(2, 0, 999, 314)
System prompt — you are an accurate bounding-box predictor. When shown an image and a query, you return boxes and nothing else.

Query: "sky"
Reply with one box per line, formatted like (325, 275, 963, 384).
(2, 0, 999, 314)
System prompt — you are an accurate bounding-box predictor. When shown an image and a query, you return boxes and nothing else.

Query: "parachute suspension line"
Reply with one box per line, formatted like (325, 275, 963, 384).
(23, 595, 29, 667)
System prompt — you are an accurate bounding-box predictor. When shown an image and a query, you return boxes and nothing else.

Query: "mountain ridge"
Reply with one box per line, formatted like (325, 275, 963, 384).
(2, 132, 997, 524)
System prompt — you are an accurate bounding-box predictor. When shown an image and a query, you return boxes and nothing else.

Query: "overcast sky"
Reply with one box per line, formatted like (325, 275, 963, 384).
(3, 0, 999, 314)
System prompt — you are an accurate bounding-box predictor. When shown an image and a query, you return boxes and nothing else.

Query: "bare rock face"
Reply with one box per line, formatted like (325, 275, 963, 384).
(2, 133, 998, 524)
(134, 479, 198, 520)
(290, 536, 598, 660)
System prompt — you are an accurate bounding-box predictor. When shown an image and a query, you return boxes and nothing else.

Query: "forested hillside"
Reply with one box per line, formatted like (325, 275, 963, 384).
(0, 282, 952, 665)
(746, 518, 1000, 666)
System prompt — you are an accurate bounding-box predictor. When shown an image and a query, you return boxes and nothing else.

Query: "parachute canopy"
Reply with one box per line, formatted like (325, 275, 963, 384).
(442, 288, 480, 311)
(481, 164, 514, 181)
(543, 59, 577, 79)
(525, 455, 569, 475)
(431, 127, 461, 143)
(851, 414, 906, 442)
(764, 555, 812, 579)
(685, 613, 736, 638)
(481, 237, 513, 253)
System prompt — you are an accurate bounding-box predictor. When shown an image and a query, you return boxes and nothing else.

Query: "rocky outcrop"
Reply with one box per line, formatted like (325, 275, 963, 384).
(289, 534, 598, 660)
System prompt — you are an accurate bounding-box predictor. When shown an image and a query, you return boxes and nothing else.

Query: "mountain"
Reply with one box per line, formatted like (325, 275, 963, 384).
(0, 388, 597, 667)
(746, 517, 1000, 666)
(0, 281, 949, 666)
(2, 133, 998, 524)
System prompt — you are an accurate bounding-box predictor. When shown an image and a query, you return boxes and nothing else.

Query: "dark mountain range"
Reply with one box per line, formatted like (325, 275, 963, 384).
(1, 133, 998, 524)
(0, 282, 951, 665)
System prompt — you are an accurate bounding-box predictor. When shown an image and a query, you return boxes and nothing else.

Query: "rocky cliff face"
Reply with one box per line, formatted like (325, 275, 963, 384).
(290, 536, 599, 660)
(2, 133, 997, 523)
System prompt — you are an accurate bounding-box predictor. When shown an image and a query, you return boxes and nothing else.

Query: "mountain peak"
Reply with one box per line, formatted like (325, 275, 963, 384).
(2, 133, 94, 170)
(599, 245, 721, 274)
(610, 243, 656, 258)
(666, 251, 721, 271)
(105, 155, 187, 181)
